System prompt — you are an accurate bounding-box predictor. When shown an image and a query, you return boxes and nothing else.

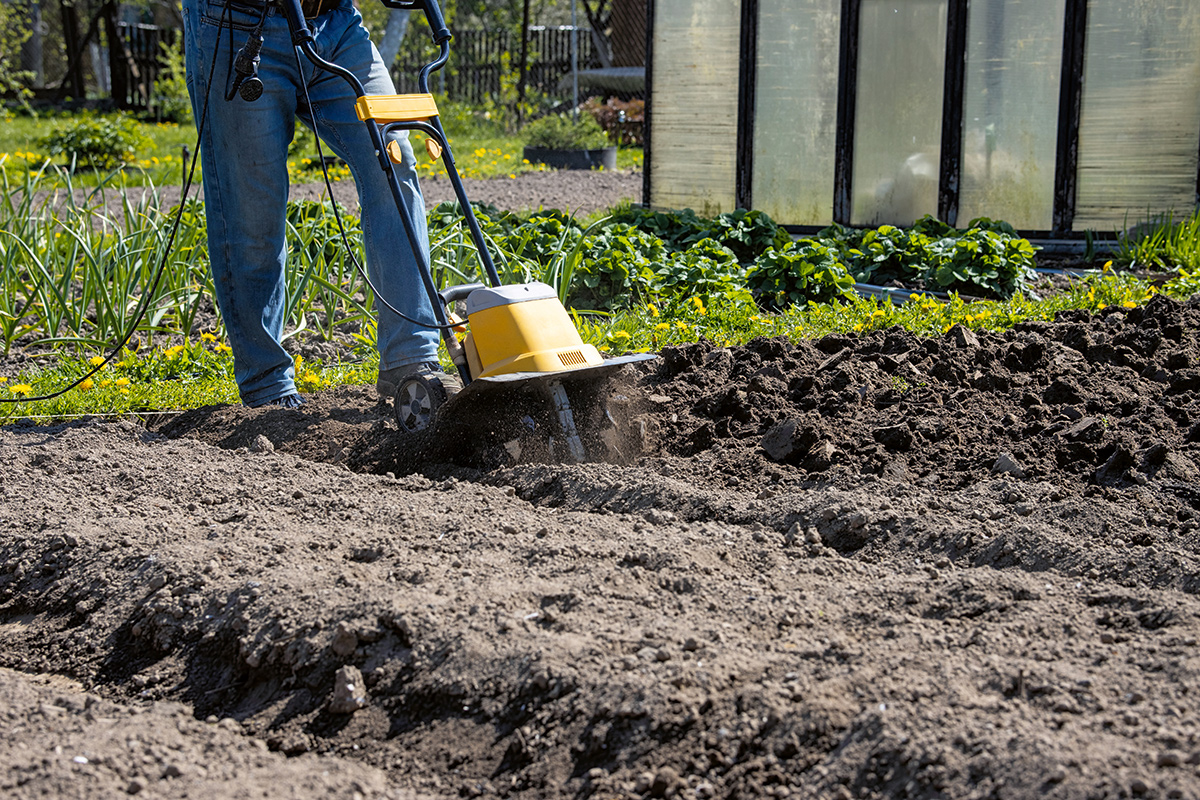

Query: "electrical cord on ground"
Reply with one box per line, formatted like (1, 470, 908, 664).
(1, 3, 233, 405)
(293, 47, 461, 333)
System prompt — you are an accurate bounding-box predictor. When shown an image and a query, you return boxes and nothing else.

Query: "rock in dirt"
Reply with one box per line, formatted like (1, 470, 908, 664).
(992, 451, 1026, 478)
(329, 665, 368, 714)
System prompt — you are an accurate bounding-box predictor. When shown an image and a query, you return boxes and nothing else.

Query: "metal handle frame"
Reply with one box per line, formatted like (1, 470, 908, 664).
(278, 0, 505, 381)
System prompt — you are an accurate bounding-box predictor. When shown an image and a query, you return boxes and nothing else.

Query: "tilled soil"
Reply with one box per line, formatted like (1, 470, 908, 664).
(3, 293, 1200, 799)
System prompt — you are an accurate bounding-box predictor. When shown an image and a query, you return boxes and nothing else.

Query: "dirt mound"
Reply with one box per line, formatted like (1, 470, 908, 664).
(3, 297, 1200, 799)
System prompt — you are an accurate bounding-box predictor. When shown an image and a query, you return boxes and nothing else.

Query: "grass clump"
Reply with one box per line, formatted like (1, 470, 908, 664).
(1114, 209, 1200, 273)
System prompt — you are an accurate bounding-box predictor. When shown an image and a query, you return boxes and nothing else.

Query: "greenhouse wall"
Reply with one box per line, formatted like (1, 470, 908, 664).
(644, 0, 1200, 238)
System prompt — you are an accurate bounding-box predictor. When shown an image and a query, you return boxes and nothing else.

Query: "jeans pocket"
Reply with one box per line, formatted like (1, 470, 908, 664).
(200, 0, 269, 32)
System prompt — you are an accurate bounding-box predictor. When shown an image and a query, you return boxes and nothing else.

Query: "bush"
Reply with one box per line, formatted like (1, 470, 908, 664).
(153, 39, 192, 125)
(0, 1, 33, 100)
(522, 112, 609, 150)
(38, 113, 149, 169)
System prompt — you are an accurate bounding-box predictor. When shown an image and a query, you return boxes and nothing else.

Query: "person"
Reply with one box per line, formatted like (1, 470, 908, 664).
(181, 0, 457, 407)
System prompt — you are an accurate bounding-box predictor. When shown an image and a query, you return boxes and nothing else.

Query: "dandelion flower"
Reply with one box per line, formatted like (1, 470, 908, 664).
(79, 378, 94, 391)
(609, 330, 631, 341)
(10, 383, 32, 397)
(115, 377, 130, 387)
(88, 355, 106, 367)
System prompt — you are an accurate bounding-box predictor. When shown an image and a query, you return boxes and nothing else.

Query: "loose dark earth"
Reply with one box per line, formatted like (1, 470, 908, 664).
(3, 172, 1200, 799)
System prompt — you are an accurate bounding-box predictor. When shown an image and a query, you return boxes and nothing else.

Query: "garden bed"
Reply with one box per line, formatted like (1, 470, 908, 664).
(2, 294, 1199, 799)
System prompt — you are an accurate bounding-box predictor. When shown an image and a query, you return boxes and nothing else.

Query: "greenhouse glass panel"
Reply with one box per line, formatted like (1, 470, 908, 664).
(851, 0, 947, 227)
(751, 0, 841, 226)
(648, 0, 740, 215)
(1074, 1, 1200, 231)
(957, 0, 1064, 230)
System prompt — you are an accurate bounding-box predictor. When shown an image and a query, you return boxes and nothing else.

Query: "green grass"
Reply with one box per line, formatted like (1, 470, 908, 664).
(0, 112, 197, 187)
(3, 110, 643, 188)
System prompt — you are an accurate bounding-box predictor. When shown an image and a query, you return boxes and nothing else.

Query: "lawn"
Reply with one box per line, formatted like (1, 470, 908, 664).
(0, 108, 643, 188)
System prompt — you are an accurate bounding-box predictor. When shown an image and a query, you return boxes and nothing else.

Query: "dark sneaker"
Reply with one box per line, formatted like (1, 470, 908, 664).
(377, 361, 462, 399)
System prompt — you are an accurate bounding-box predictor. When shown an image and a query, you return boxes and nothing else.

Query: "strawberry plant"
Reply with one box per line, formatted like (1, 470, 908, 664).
(569, 223, 664, 311)
(650, 238, 749, 304)
(705, 209, 792, 265)
(746, 239, 856, 309)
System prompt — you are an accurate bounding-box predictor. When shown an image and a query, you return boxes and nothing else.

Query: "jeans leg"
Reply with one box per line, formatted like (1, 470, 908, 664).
(297, 4, 440, 373)
(184, 0, 300, 406)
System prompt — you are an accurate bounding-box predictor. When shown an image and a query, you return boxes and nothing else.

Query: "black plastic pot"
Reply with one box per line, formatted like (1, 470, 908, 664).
(523, 145, 617, 171)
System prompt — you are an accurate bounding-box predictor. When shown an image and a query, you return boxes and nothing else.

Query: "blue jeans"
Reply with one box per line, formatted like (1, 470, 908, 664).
(182, 0, 440, 406)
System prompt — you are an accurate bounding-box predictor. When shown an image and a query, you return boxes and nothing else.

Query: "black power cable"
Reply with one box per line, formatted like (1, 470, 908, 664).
(0, 2, 235, 406)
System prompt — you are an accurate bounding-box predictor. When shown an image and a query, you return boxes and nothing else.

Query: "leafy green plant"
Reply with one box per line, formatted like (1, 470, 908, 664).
(569, 223, 664, 311)
(650, 238, 749, 305)
(522, 112, 610, 150)
(0, 0, 33, 101)
(607, 206, 711, 252)
(38, 114, 150, 170)
(704, 209, 792, 265)
(747, 239, 856, 309)
(1163, 267, 1200, 300)
(924, 224, 1037, 297)
(153, 38, 193, 125)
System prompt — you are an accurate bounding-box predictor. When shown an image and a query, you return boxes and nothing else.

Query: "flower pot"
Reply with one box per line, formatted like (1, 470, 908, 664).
(523, 145, 617, 171)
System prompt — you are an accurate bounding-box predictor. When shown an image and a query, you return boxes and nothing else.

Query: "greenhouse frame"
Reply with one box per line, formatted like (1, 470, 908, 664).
(643, 0, 1200, 240)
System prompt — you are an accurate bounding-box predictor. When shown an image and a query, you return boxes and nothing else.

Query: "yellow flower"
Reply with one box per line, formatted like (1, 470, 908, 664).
(655, 322, 670, 331)
(675, 321, 688, 331)
(609, 330, 631, 341)
(1122, 300, 1136, 308)
(164, 345, 185, 359)
(647, 304, 659, 318)
(215, 343, 232, 354)
(0, 376, 7, 383)
(115, 377, 130, 387)
(88, 355, 106, 366)
(200, 332, 218, 343)
(10, 383, 32, 396)
(79, 378, 94, 391)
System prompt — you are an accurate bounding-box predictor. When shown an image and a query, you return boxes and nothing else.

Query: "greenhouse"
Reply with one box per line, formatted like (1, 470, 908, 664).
(645, 0, 1200, 239)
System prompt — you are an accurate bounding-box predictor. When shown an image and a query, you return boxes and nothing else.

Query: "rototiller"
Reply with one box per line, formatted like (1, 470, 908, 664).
(279, 0, 652, 460)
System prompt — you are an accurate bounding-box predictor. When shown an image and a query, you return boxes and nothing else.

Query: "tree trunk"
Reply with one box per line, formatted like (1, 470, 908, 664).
(378, 9, 409, 73)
